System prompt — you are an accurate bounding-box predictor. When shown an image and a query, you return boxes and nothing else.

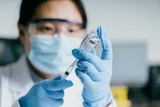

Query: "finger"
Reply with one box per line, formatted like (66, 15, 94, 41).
(72, 49, 102, 70)
(77, 60, 101, 81)
(44, 79, 73, 91)
(72, 48, 101, 63)
(91, 49, 96, 54)
(97, 26, 113, 60)
(53, 76, 62, 80)
(52, 99, 64, 106)
(75, 68, 94, 88)
(72, 48, 93, 60)
(47, 90, 64, 99)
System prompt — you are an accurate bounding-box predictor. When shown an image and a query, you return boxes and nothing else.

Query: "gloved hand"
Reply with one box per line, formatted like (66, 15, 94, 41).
(72, 26, 113, 107)
(19, 76, 73, 107)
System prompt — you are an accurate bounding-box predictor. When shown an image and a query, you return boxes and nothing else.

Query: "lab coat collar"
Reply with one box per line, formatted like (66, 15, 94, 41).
(9, 55, 34, 93)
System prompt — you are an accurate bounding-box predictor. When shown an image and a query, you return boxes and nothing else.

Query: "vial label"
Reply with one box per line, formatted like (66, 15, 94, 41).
(80, 30, 99, 52)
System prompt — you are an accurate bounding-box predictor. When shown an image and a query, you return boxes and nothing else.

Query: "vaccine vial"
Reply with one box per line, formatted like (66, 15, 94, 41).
(61, 30, 100, 80)
(80, 30, 100, 52)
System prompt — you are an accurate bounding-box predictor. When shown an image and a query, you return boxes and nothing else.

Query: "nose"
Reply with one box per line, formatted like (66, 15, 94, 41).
(55, 27, 67, 35)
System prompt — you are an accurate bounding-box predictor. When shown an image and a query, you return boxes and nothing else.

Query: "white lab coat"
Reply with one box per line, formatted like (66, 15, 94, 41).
(0, 55, 84, 107)
(0, 55, 117, 107)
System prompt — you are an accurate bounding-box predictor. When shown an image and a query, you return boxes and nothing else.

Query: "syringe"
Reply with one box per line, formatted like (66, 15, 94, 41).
(61, 59, 77, 80)
(61, 30, 100, 80)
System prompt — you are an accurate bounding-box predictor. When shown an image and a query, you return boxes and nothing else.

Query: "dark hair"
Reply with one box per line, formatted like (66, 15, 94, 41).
(18, 0, 87, 28)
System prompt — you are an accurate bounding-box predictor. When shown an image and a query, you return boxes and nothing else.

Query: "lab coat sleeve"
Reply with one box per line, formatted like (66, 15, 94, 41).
(12, 101, 21, 107)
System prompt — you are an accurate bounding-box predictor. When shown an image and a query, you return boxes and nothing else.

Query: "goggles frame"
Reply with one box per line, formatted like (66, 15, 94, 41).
(28, 18, 87, 29)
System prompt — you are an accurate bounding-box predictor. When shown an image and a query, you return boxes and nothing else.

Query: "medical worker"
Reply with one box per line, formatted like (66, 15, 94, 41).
(0, 0, 115, 107)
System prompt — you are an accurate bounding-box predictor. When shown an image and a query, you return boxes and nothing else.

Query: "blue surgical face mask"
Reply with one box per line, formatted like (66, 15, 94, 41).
(27, 34, 82, 74)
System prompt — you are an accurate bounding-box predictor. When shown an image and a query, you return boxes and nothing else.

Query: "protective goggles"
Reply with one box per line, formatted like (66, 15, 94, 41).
(27, 18, 86, 36)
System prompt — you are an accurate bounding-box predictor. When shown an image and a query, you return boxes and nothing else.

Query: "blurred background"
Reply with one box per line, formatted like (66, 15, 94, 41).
(0, 0, 160, 107)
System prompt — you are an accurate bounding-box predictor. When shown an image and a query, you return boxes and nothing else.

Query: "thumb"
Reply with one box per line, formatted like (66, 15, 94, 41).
(43, 77, 73, 91)
(53, 76, 62, 80)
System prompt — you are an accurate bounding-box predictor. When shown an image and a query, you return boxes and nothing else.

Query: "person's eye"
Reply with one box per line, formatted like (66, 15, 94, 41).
(69, 29, 75, 33)
(68, 28, 78, 33)
(39, 26, 53, 32)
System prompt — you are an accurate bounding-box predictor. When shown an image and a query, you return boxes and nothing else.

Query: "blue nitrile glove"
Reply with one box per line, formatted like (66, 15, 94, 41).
(19, 76, 73, 107)
(72, 26, 113, 107)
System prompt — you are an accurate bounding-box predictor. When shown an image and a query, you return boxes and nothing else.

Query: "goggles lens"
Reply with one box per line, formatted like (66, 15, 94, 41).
(27, 18, 86, 36)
